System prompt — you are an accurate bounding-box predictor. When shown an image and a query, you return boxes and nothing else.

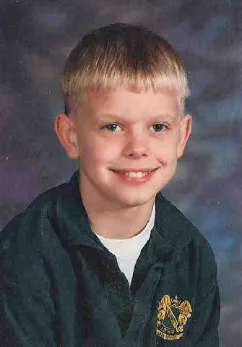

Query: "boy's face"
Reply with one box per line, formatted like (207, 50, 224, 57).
(55, 86, 192, 209)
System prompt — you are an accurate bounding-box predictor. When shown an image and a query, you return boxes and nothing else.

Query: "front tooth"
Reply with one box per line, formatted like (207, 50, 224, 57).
(125, 172, 148, 177)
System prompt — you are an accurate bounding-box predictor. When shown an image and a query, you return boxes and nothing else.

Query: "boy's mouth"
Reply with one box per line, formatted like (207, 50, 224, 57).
(111, 168, 158, 173)
(110, 168, 158, 181)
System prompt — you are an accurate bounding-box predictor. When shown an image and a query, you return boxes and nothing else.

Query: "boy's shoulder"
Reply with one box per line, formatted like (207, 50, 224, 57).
(155, 191, 216, 267)
(0, 174, 72, 249)
(155, 191, 203, 242)
(0, 171, 96, 257)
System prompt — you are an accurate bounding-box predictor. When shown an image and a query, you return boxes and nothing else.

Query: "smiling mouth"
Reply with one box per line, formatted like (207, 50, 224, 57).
(110, 168, 158, 180)
(111, 168, 158, 173)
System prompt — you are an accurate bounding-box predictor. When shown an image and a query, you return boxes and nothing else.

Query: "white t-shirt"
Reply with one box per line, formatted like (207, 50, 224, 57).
(95, 203, 156, 285)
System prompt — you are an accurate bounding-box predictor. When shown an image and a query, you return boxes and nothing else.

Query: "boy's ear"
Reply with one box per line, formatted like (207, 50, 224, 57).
(177, 114, 192, 158)
(54, 113, 79, 159)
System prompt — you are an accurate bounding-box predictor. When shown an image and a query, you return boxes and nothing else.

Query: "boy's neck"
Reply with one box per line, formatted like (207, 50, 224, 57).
(79, 181, 155, 240)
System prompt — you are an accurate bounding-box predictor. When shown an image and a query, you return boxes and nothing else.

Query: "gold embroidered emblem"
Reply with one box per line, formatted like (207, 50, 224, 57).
(156, 295, 192, 340)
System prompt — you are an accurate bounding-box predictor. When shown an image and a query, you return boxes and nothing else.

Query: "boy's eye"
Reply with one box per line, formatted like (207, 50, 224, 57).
(152, 124, 168, 132)
(103, 124, 121, 132)
(102, 123, 168, 132)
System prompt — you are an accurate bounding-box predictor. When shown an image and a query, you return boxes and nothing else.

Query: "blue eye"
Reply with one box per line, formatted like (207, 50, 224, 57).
(103, 124, 120, 132)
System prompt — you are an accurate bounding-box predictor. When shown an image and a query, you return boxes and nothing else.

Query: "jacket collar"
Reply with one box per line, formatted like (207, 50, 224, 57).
(55, 170, 191, 252)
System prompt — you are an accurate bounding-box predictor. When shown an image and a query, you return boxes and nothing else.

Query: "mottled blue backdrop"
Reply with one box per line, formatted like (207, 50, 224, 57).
(0, 1, 241, 346)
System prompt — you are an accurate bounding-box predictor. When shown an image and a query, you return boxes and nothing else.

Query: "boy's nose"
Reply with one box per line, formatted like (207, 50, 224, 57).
(124, 140, 151, 158)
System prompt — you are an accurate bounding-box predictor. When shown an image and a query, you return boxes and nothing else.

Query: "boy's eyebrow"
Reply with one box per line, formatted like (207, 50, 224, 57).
(94, 113, 177, 123)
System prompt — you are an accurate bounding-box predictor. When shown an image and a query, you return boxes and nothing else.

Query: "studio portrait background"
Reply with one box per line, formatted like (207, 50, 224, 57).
(0, 1, 241, 346)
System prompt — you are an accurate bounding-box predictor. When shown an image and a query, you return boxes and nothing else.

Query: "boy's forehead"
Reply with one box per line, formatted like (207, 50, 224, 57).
(79, 89, 180, 125)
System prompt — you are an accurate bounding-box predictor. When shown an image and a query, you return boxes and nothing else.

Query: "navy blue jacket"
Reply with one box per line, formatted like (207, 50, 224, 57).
(0, 171, 220, 346)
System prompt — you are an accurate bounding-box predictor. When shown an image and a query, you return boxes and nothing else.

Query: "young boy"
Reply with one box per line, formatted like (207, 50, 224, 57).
(0, 23, 220, 346)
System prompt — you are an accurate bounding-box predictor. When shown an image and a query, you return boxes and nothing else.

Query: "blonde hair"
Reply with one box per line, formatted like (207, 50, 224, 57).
(61, 22, 190, 115)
